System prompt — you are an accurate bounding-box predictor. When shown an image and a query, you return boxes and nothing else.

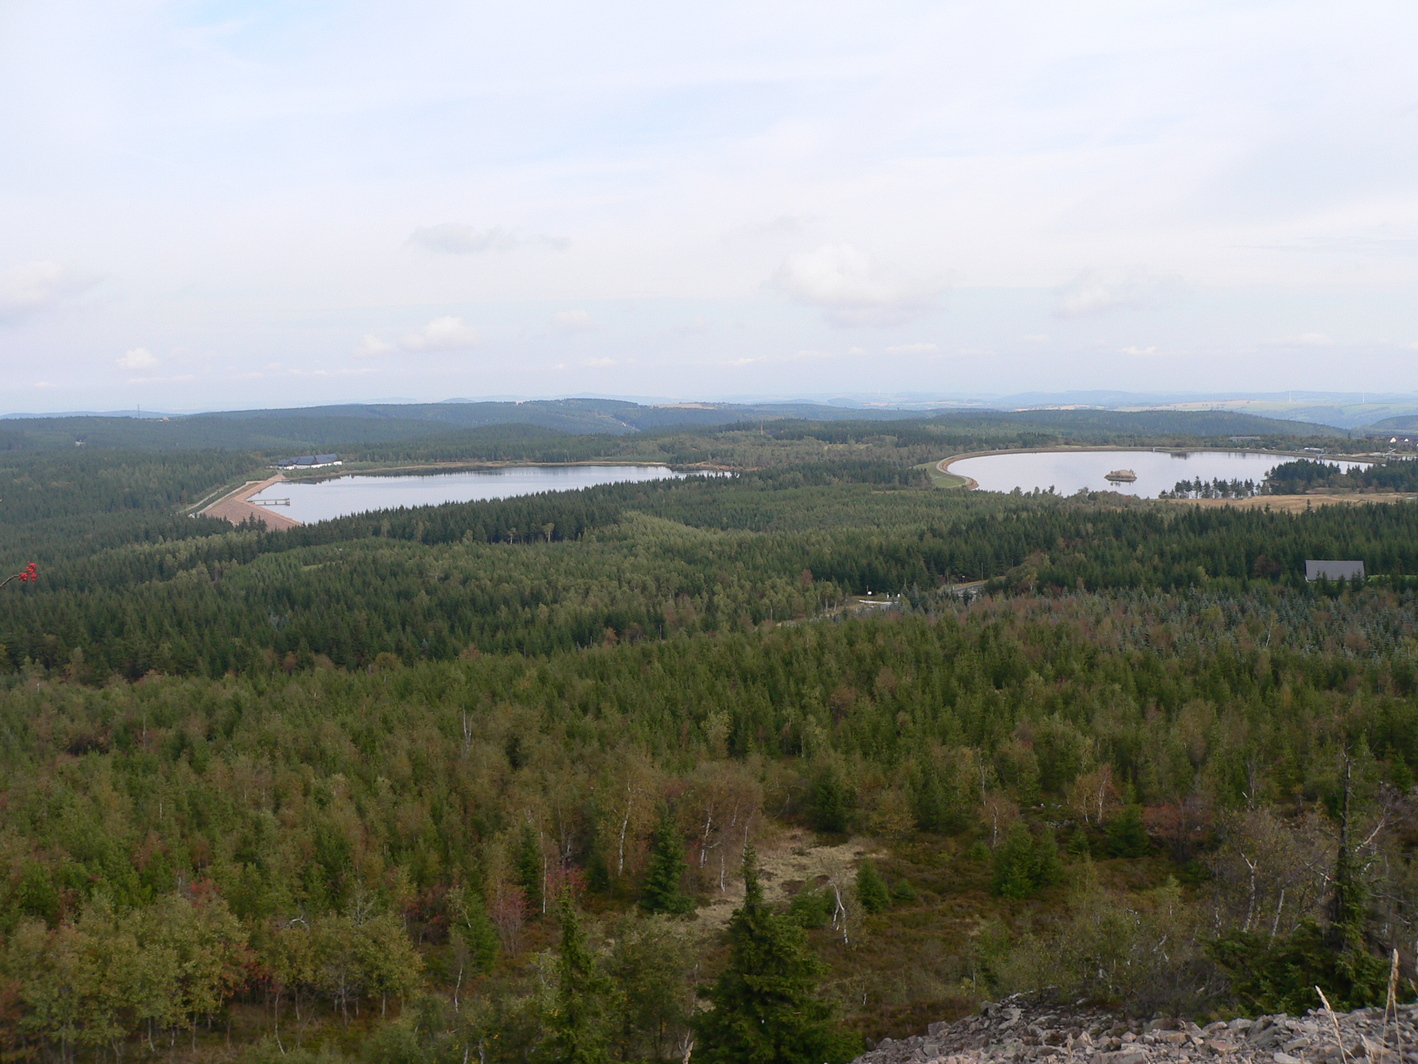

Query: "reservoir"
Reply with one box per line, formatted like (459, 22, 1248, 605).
(947, 449, 1368, 499)
(249, 464, 684, 524)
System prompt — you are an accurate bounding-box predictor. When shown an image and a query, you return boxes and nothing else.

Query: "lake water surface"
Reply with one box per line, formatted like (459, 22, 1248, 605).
(948, 450, 1368, 499)
(250, 465, 684, 524)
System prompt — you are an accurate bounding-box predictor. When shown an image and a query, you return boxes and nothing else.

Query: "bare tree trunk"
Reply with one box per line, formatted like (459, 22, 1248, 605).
(274, 987, 284, 1055)
(700, 805, 714, 867)
(618, 782, 633, 875)
(831, 882, 850, 945)
(1242, 852, 1258, 933)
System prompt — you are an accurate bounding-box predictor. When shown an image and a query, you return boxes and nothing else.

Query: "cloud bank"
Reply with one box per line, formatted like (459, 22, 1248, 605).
(409, 224, 568, 255)
(361, 317, 482, 356)
(771, 245, 938, 327)
(116, 347, 159, 371)
(0, 262, 98, 323)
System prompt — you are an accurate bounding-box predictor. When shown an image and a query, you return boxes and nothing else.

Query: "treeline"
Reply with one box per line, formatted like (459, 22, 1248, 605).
(1161, 477, 1259, 499)
(1265, 457, 1418, 495)
(0, 451, 257, 525)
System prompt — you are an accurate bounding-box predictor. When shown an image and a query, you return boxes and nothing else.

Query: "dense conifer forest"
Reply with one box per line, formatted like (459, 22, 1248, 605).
(0, 415, 1413, 1063)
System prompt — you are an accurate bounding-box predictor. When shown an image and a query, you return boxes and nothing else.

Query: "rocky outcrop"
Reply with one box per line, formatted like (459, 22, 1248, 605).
(853, 994, 1418, 1064)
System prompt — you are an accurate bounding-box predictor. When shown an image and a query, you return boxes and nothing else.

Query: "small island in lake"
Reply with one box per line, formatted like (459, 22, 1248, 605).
(1104, 468, 1138, 482)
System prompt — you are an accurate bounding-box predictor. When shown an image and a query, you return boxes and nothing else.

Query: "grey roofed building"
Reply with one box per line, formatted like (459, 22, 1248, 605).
(1305, 560, 1365, 582)
(274, 453, 341, 469)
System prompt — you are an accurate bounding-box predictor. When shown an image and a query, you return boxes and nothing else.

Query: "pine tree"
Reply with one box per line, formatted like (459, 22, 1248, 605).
(640, 807, 693, 914)
(807, 765, 853, 833)
(1106, 805, 1149, 858)
(547, 893, 610, 1064)
(854, 860, 890, 914)
(692, 849, 858, 1064)
(1032, 826, 1064, 889)
(515, 824, 543, 915)
(992, 823, 1037, 900)
(452, 887, 500, 975)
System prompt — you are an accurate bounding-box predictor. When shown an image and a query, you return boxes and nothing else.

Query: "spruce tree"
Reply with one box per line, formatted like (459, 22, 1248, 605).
(548, 893, 610, 1064)
(693, 849, 858, 1064)
(453, 888, 500, 975)
(1106, 805, 1149, 858)
(855, 860, 890, 914)
(991, 823, 1037, 899)
(640, 807, 693, 914)
(515, 824, 543, 915)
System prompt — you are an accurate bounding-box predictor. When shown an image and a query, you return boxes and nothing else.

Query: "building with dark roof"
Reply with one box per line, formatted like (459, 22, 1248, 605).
(275, 454, 342, 469)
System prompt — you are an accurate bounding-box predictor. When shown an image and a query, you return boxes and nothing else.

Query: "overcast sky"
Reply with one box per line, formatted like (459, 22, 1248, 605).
(2, 1, 1417, 412)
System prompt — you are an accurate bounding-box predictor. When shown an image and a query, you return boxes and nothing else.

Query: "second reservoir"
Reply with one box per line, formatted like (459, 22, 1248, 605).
(947, 450, 1369, 499)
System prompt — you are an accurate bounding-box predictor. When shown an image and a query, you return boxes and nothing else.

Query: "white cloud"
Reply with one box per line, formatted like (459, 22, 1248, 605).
(116, 347, 159, 371)
(1122, 345, 1158, 356)
(399, 316, 480, 352)
(886, 342, 938, 355)
(358, 334, 395, 356)
(1264, 332, 1334, 347)
(553, 309, 592, 331)
(771, 245, 937, 327)
(1055, 271, 1173, 319)
(747, 215, 813, 238)
(0, 262, 98, 322)
(409, 223, 568, 254)
(1056, 274, 1126, 318)
(361, 318, 481, 356)
(583, 357, 618, 367)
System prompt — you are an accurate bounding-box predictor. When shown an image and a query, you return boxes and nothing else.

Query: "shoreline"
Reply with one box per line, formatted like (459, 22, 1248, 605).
(196, 473, 303, 530)
(937, 444, 1368, 481)
(935, 446, 1375, 498)
(281, 458, 709, 484)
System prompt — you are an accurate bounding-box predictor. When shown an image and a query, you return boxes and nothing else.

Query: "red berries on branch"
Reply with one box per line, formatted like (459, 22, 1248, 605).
(0, 562, 37, 589)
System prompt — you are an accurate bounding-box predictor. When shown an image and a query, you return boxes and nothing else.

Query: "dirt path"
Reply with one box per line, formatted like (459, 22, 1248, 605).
(197, 473, 303, 530)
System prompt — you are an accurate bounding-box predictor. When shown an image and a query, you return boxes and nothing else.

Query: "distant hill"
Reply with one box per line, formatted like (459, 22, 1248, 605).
(1362, 414, 1418, 435)
(974, 408, 1344, 437)
(0, 399, 1342, 453)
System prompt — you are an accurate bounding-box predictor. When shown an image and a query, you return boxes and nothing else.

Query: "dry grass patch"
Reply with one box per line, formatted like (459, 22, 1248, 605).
(1163, 493, 1417, 512)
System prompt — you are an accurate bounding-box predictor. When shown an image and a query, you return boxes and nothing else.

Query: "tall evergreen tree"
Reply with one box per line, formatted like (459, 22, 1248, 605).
(855, 860, 890, 915)
(452, 888, 501, 975)
(692, 849, 857, 1064)
(547, 893, 610, 1064)
(640, 807, 693, 915)
(516, 824, 544, 916)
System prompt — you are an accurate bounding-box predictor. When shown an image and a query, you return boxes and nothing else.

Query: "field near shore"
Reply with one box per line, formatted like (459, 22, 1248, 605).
(1163, 492, 1418, 511)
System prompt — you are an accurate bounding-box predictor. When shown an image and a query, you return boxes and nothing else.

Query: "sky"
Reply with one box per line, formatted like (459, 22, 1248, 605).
(1, 0, 1417, 413)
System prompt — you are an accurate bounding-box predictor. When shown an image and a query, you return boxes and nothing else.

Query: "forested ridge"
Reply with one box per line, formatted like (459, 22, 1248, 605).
(8, 474, 1418, 679)
(0, 402, 1344, 455)
(0, 423, 1414, 1063)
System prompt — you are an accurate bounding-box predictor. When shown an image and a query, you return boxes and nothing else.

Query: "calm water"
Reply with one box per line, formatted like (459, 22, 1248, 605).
(948, 450, 1368, 499)
(250, 465, 684, 523)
